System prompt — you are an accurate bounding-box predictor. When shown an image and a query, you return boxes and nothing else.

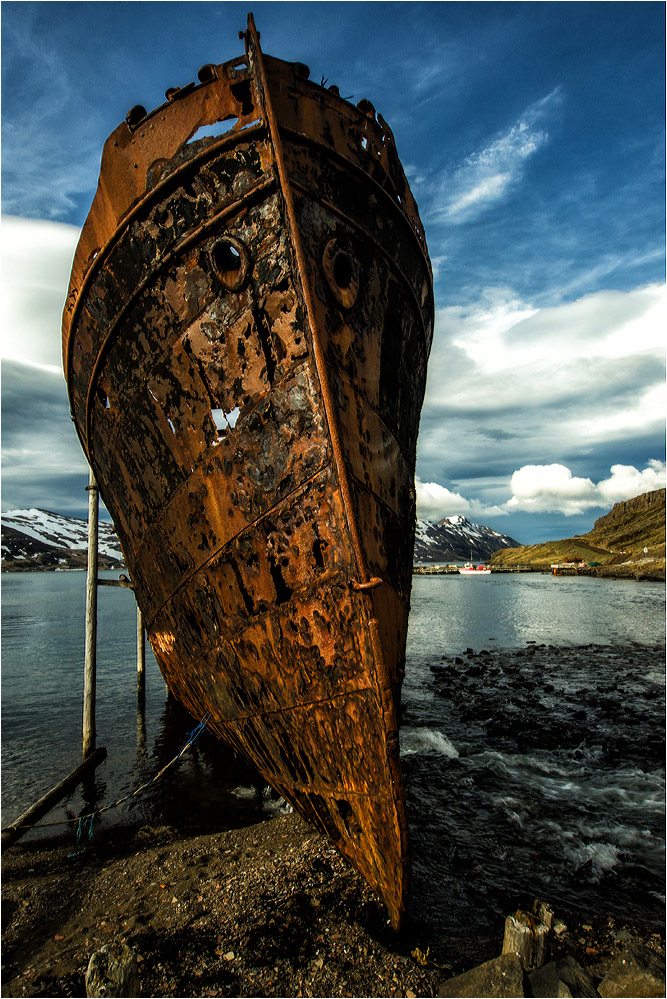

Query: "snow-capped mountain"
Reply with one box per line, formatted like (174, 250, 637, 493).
(414, 515, 520, 563)
(1, 509, 124, 571)
(2, 507, 517, 572)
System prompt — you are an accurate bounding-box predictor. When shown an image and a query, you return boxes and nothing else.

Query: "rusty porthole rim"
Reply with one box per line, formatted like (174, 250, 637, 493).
(209, 235, 251, 292)
(322, 237, 360, 310)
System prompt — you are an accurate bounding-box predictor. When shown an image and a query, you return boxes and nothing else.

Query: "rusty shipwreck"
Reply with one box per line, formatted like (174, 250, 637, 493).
(62, 15, 433, 930)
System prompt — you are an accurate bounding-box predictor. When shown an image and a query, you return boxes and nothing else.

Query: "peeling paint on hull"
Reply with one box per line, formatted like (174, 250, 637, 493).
(62, 15, 433, 931)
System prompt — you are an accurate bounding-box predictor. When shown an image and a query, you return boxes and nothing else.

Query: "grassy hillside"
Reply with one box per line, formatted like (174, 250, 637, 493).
(490, 538, 611, 568)
(491, 488, 665, 575)
(585, 487, 665, 553)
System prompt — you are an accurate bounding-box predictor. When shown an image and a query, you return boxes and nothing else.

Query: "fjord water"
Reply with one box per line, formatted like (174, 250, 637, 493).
(2, 570, 664, 938)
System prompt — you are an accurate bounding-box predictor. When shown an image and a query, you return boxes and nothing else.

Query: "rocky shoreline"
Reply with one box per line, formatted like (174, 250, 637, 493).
(412, 562, 666, 581)
(3, 639, 665, 997)
(1, 810, 664, 998)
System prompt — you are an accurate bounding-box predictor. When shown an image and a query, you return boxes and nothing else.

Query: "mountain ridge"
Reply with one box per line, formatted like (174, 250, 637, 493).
(2, 507, 521, 571)
(414, 515, 520, 563)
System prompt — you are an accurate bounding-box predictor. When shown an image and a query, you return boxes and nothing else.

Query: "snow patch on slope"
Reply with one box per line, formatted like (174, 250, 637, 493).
(414, 516, 520, 563)
(2, 509, 123, 561)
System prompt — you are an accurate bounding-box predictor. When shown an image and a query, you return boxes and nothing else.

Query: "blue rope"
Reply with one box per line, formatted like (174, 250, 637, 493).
(185, 713, 211, 747)
(68, 812, 96, 857)
(63, 713, 210, 855)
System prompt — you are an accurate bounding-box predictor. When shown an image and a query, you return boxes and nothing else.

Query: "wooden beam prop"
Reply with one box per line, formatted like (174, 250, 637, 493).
(1, 746, 107, 851)
(83, 468, 99, 760)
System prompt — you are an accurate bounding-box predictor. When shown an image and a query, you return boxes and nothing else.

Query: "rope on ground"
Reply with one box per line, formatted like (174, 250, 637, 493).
(2, 713, 211, 835)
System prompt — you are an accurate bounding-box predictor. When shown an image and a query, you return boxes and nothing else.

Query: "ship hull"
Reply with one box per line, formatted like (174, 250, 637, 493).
(63, 18, 433, 930)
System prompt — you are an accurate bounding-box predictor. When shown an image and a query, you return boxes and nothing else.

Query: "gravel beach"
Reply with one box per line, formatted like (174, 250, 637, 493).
(2, 812, 448, 998)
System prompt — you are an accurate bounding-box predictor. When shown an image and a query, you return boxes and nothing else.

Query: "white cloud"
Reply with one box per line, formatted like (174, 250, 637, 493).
(1, 216, 80, 369)
(431, 87, 561, 223)
(445, 283, 665, 383)
(416, 477, 507, 522)
(596, 460, 667, 504)
(505, 461, 666, 515)
(418, 461, 666, 522)
(505, 464, 597, 515)
(418, 458, 666, 523)
(417, 280, 665, 522)
(448, 172, 512, 216)
(1, 217, 88, 513)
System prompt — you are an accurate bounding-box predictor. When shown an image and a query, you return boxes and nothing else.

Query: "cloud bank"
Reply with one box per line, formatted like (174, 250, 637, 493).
(415, 477, 507, 522)
(1, 216, 89, 515)
(506, 460, 666, 515)
(417, 461, 666, 522)
(1, 216, 80, 370)
(418, 281, 666, 511)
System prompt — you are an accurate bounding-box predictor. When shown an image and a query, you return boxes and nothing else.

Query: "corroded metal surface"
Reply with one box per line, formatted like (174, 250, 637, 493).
(63, 14, 433, 931)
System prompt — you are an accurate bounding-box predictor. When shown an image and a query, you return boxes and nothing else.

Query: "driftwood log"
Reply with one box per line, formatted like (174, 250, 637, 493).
(502, 899, 554, 972)
(86, 942, 139, 997)
(1, 747, 107, 850)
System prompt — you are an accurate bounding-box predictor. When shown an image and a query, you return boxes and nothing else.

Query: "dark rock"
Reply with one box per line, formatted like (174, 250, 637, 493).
(555, 955, 600, 997)
(528, 961, 573, 997)
(556, 956, 600, 997)
(1, 898, 18, 927)
(597, 942, 666, 997)
(437, 953, 525, 997)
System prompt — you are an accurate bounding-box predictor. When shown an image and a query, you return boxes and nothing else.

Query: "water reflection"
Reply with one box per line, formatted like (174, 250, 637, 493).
(407, 573, 665, 654)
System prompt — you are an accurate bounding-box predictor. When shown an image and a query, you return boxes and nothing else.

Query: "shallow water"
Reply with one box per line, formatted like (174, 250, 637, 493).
(407, 571, 666, 652)
(1, 570, 664, 934)
(401, 640, 665, 938)
(1, 571, 281, 834)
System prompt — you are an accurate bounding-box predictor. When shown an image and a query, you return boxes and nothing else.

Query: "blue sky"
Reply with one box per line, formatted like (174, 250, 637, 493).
(1, 1, 665, 543)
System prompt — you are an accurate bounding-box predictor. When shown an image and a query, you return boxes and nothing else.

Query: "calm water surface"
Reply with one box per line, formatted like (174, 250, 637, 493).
(407, 571, 665, 652)
(2, 569, 664, 937)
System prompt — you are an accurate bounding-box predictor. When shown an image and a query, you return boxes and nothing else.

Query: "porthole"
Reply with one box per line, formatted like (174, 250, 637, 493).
(97, 385, 111, 410)
(210, 236, 250, 292)
(322, 238, 360, 309)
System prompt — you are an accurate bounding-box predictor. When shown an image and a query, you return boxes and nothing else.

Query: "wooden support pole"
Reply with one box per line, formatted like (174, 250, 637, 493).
(95, 574, 145, 708)
(1, 746, 107, 851)
(137, 605, 146, 709)
(83, 468, 99, 760)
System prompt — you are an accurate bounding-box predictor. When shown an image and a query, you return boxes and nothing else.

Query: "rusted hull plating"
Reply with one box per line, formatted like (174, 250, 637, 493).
(62, 16, 433, 930)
